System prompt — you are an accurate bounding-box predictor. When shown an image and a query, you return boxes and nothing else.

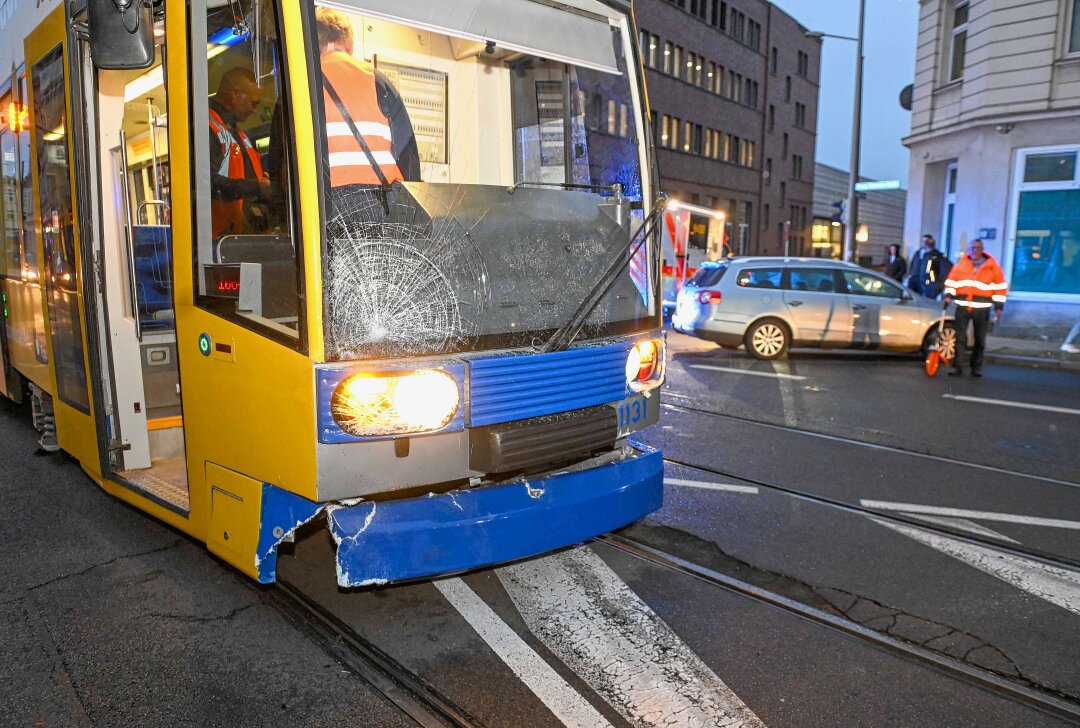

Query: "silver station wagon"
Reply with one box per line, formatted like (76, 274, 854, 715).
(671, 257, 956, 360)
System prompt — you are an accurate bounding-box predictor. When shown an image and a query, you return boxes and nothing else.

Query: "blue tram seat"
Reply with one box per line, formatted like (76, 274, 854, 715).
(132, 225, 174, 332)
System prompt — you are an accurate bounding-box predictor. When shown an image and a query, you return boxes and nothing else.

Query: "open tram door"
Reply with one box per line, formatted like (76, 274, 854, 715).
(660, 200, 726, 315)
(49, 0, 192, 515)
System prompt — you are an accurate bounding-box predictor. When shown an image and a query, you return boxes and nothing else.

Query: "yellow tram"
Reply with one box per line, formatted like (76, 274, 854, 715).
(0, 0, 665, 585)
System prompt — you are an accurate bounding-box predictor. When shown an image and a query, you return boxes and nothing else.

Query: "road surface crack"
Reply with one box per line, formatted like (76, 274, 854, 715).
(28, 540, 184, 591)
(148, 603, 255, 624)
(622, 522, 1075, 700)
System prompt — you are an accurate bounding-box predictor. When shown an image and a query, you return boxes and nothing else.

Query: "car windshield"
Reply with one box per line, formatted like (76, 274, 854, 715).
(312, 3, 657, 361)
(686, 265, 727, 287)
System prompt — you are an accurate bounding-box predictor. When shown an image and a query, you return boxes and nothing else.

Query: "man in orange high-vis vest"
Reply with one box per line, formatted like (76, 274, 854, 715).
(944, 238, 1008, 377)
(315, 8, 420, 225)
(208, 68, 270, 238)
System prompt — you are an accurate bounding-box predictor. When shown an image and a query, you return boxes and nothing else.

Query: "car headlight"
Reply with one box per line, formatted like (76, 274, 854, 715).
(330, 369, 459, 437)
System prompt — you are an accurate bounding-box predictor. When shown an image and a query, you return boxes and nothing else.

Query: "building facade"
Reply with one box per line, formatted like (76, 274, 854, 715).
(903, 0, 1080, 337)
(812, 163, 907, 267)
(634, 0, 821, 257)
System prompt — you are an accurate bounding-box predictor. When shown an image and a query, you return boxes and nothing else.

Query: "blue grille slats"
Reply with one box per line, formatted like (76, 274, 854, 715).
(468, 344, 630, 427)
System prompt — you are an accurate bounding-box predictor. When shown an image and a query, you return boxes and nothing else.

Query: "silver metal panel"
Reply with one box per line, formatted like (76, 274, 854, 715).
(316, 430, 479, 500)
(317, 0, 619, 73)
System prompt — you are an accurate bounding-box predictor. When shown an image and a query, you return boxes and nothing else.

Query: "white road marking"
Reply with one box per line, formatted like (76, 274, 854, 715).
(900, 513, 1021, 544)
(435, 578, 613, 728)
(666, 478, 760, 494)
(769, 359, 800, 426)
(942, 394, 1080, 417)
(691, 364, 807, 381)
(498, 548, 765, 728)
(861, 500, 1080, 531)
(871, 519, 1080, 617)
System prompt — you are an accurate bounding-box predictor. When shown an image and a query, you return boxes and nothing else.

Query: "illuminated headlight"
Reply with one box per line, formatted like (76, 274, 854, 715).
(625, 339, 663, 389)
(330, 369, 459, 437)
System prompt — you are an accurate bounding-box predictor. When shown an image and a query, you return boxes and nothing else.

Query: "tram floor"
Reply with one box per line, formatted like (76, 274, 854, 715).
(118, 455, 189, 510)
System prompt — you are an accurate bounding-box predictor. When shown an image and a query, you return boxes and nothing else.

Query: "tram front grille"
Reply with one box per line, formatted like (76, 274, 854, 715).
(469, 405, 617, 474)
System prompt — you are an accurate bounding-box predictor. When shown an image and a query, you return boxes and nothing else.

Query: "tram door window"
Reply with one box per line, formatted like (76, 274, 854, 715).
(33, 46, 90, 413)
(193, 0, 303, 342)
(1, 93, 20, 278)
(86, 18, 188, 505)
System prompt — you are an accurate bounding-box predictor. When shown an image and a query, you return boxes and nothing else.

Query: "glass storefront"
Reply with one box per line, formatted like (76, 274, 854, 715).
(1010, 148, 1080, 297)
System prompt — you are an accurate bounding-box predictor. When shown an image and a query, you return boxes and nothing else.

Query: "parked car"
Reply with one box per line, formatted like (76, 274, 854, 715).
(671, 257, 956, 360)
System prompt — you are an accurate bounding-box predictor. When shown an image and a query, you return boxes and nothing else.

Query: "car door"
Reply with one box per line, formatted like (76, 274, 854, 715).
(782, 267, 850, 346)
(841, 269, 919, 350)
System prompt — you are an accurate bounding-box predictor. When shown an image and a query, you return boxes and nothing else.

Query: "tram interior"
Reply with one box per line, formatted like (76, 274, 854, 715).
(96, 42, 189, 509)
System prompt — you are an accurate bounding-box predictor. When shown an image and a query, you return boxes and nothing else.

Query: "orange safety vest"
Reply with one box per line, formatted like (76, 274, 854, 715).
(945, 253, 1008, 310)
(208, 107, 265, 237)
(321, 51, 404, 188)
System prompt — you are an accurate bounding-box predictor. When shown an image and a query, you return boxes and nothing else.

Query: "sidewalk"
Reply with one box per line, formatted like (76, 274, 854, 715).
(986, 333, 1080, 372)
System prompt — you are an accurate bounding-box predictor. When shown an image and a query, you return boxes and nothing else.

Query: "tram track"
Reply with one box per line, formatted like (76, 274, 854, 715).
(595, 533, 1080, 724)
(270, 578, 485, 728)
(661, 395, 1080, 489)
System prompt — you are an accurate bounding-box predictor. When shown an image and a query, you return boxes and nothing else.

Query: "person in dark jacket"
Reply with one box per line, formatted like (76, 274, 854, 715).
(885, 243, 907, 282)
(906, 235, 952, 299)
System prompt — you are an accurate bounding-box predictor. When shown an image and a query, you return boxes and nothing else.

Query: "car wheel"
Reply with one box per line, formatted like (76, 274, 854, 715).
(745, 319, 789, 360)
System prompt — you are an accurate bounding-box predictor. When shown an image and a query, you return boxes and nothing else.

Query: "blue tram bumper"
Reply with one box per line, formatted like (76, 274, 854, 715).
(256, 447, 663, 587)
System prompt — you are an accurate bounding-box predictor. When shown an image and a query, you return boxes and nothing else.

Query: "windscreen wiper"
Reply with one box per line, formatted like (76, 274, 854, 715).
(506, 181, 624, 196)
(541, 196, 667, 353)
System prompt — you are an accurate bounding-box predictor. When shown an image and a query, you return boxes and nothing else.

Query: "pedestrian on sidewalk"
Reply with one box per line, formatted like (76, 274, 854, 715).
(944, 239, 1008, 377)
(906, 235, 951, 299)
(885, 243, 907, 282)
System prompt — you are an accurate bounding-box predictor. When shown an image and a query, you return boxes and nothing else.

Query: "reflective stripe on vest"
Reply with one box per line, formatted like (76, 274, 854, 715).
(944, 253, 1008, 309)
(321, 51, 404, 188)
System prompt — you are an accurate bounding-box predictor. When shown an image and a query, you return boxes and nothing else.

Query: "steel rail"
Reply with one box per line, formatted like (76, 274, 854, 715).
(595, 533, 1080, 724)
(271, 578, 485, 728)
(661, 396, 1080, 489)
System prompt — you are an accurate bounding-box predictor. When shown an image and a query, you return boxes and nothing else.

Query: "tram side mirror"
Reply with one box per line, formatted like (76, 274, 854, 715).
(88, 0, 154, 70)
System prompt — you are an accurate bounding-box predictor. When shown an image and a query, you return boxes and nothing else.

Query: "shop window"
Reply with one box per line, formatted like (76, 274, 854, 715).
(1010, 149, 1080, 296)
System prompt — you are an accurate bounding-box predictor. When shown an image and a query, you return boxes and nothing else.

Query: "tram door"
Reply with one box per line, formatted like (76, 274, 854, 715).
(69, 9, 190, 511)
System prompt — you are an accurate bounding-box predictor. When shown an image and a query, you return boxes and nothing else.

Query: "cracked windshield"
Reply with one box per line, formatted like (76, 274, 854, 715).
(3, 0, 1080, 726)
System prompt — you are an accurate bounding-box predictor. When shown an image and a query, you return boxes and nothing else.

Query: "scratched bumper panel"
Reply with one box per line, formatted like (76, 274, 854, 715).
(326, 447, 663, 587)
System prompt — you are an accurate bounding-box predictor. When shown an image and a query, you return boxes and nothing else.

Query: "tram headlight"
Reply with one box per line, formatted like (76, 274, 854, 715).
(625, 339, 663, 389)
(330, 369, 460, 437)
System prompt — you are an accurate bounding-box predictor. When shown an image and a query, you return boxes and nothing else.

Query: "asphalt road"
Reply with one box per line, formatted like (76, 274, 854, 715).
(4, 333, 1080, 726)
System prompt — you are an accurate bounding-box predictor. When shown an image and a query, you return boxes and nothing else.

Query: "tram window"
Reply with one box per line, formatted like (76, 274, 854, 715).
(33, 46, 90, 412)
(18, 75, 38, 280)
(193, 0, 303, 341)
(1, 108, 19, 278)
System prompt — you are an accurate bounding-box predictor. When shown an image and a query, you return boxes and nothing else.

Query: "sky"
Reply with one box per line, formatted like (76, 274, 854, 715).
(771, 0, 920, 187)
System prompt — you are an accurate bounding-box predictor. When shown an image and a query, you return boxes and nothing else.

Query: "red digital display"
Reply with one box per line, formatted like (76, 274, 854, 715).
(204, 265, 242, 298)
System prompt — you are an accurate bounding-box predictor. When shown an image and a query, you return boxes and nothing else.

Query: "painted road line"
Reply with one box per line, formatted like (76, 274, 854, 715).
(872, 519, 1080, 617)
(770, 359, 800, 427)
(861, 500, 1080, 531)
(691, 364, 807, 381)
(942, 394, 1080, 417)
(499, 548, 765, 728)
(435, 578, 613, 728)
(901, 513, 1021, 545)
(666, 478, 760, 494)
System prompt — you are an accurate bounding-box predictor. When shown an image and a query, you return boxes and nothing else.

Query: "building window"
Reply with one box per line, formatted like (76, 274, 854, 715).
(771, 47, 778, 74)
(764, 203, 770, 229)
(692, 124, 704, 154)
(1009, 147, 1080, 297)
(1070, 0, 1080, 53)
(683, 120, 693, 153)
(717, 0, 727, 30)
(949, 1, 969, 82)
(765, 158, 772, 184)
(640, 31, 659, 68)
(780, 181, 786, 207)
(714, 64, 725, 94)
(768, 104, 775, 132)
(663, 42, 674, 74)
(941, 162, 958, 258)
(795, 102, 806, 128)
(785, 75, 792, 101)
(792, 155, 803, 180)
(782, 133, 789, 159)
(797, 51, 809, 77)
(722, 133, 732, 162)
(673, 46, 684, 79)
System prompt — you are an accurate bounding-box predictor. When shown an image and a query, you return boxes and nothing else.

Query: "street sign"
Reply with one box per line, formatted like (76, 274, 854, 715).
(854, 179, 901, 192)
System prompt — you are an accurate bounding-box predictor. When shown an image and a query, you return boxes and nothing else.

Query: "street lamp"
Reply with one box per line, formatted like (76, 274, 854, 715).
(806, 0, 865, 263)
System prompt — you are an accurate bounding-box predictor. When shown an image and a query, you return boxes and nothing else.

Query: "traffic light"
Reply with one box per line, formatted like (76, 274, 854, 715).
(831, 200, 845, 223)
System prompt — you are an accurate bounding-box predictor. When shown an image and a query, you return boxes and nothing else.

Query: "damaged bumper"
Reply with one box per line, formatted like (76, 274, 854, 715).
(256, 446, 663, 587)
